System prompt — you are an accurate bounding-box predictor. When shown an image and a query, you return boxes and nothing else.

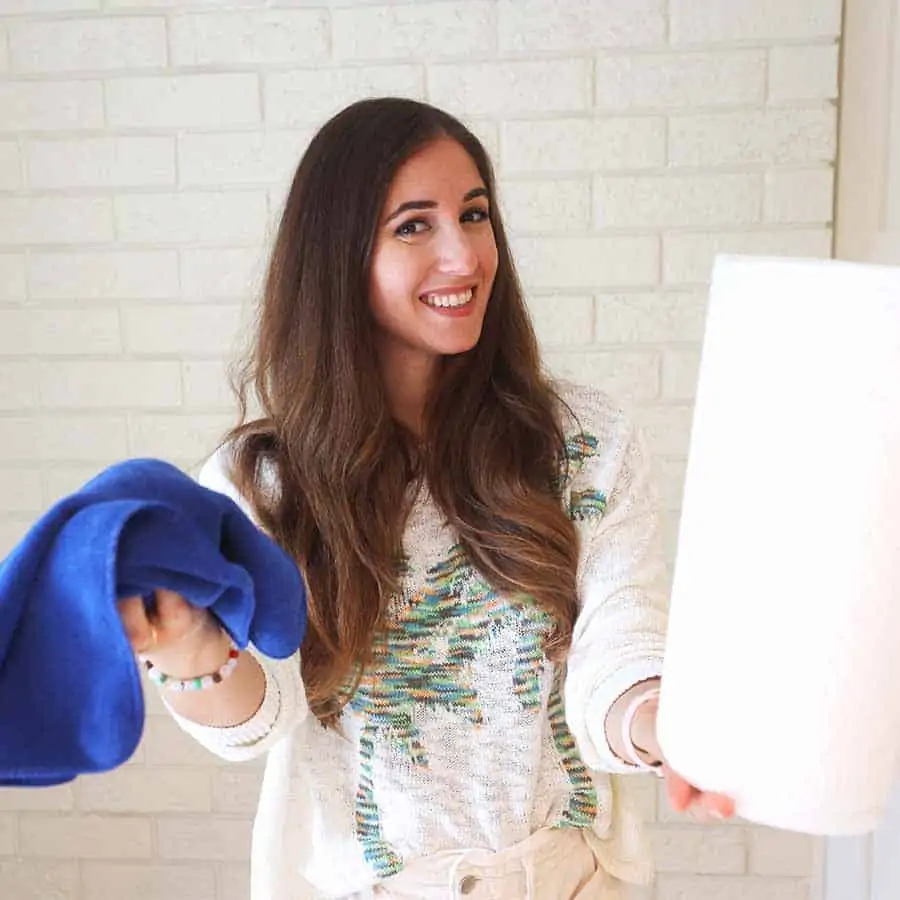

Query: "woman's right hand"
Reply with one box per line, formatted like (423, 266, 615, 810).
(117, 588, 232, 679)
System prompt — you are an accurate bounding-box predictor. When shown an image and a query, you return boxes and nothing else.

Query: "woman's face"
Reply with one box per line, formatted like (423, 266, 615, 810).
(369, 137, 499, 378)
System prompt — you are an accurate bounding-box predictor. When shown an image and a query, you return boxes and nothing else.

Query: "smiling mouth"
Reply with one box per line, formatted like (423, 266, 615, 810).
(418, 287, 475, 309)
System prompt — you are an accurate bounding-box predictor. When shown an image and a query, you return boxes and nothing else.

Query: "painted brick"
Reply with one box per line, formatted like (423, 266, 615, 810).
(749, 828, 817, 877)
(543, 350, 660, 400)
(503, 117, 666, 173)
(670, 0, 841, 43)
(265, 67, 424, 127)
(19, 813, 152, 859)
(594, 173, 761, 229)
(0, 81, 103, 132)
(37, 361, 182, 409)
(334, 2, 494, 60)
(0, 860, 78, 900)
(43, 465, 109, 505)
(122, 304, 243, 355)
(106, 74, 260, 129)
(663, 229, 832, 285)
(0, 418, 37, 461)
(157, 817, 253, 862)
(28, 250, 180, 301)
(669, 108, 837, 168)
(512, 235, 659, 289)
(178, 131, 311, 188)
(0, 308, 120, 356)
(26, 137, 175, 189)
(212, 770, 263, 815)
(142, 678, 168, 717)
(596, 51, 765, 110)
(0, 196, 114, 245)
(0, 784, 74, 811)
(764, 168, 835, 224)
(652, 825, 746, 873)
(769, 44, 840, 102)
(595, 292, 708, 344)
(499, 0, 665, 51)
(36, 415, 129, 461)
(0, 254, 26, 303)
(0, 518, 30, 556)
(629, 887, 654, 900)
(114, 192, 268, 246)
(171, 10, 328, 66)
(656, 874, 810, 900)
(428, 60, 591, 117)
(180, 248, 265, 301)
(141, 717, 236, 768)
(499, 178, 591, 233)
(663, 348, 703, 401)
(466, 119, 500, 165)
(129, 413, 233, 461)
(526, 295, 595, 346)
(182, 361, 236, 410)
(106, 0, 220, 6)
(0, 362, 36, 410)
(0, 812, 14, 854)
(82, 863, 216, 900)
(218, 863, 251, 900)
(9, 17, 165, 74)
(0, 142, 21, 189)
(0, 467, 43, 512)
(75, 769, 212, 814)
(0, 0, 97, 10)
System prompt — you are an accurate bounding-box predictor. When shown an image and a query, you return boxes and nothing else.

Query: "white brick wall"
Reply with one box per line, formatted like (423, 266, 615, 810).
(0, 1, 839, 898)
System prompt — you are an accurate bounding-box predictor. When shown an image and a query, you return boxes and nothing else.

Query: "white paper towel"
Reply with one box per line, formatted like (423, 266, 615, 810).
(656, 254, 900, 836)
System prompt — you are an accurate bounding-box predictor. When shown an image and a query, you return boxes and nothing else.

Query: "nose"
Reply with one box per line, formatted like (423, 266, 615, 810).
(436, 221, 478, 275)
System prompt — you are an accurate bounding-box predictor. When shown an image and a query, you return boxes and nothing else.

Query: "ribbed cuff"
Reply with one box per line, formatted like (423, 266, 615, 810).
(166, 650, 305, 762)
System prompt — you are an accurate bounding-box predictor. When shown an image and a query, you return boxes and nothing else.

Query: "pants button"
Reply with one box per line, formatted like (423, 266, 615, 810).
(458, 874, 479, 895)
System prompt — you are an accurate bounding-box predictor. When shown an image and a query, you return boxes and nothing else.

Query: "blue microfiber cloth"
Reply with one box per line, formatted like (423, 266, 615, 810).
(0, 458, 306, 787)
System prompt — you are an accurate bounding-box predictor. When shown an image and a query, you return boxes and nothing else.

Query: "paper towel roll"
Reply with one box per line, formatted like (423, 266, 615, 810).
(656, 254, 900, 836)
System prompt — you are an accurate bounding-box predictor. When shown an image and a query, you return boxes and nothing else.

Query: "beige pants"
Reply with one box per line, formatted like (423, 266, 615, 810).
(372, 827, 625, 900)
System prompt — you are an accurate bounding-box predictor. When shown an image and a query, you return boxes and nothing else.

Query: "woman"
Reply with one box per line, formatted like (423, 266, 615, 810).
(119, 98, 732, 900)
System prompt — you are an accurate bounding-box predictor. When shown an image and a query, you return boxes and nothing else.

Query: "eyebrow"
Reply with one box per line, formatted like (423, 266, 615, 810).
(384, 187, 489, 224)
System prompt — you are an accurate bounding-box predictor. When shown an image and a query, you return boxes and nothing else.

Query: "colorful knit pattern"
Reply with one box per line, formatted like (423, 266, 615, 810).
(548, 671, 600, 827)
(563, 431, 600, 478)
(562, 431, 608, 521)
(348, 544, 553, 876)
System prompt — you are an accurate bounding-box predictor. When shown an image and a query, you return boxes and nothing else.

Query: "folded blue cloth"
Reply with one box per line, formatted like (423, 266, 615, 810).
(0, 458, 306, 787)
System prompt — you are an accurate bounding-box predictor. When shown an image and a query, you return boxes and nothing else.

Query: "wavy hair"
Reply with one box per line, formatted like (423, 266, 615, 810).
(226, 98, 579, 724)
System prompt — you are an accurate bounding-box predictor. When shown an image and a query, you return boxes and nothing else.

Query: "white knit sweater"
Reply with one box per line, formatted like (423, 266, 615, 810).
(172, 383, 668, 900)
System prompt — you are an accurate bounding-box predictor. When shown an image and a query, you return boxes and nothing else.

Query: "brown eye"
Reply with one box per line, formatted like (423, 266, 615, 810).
(461, 207, 490, 224)
(395, 219, 429, 238)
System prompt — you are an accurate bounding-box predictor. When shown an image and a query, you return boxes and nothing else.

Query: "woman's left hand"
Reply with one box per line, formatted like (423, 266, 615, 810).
(624, 685, 736, 822)
(661, 765, 736, 822)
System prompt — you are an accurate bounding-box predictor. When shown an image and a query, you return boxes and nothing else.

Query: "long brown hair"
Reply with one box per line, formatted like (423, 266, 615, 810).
(226, 98, 579, 723)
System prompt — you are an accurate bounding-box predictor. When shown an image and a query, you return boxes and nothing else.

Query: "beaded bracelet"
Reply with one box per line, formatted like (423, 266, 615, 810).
(143, 640, 240, 692)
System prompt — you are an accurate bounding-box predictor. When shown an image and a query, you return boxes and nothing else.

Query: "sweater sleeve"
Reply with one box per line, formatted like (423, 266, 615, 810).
(161, 447, 310, 762)
(560, 386, 669, 774)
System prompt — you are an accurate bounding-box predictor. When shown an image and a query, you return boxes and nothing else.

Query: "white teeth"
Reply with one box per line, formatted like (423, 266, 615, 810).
(421, 288, 473, 308)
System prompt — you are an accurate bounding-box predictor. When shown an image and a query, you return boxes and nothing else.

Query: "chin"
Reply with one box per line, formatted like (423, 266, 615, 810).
(435, 335, 482, 357)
